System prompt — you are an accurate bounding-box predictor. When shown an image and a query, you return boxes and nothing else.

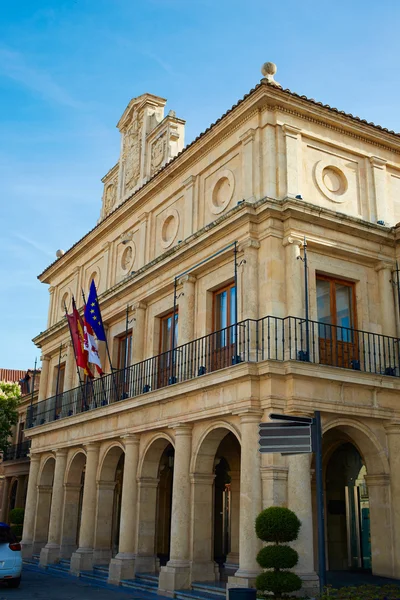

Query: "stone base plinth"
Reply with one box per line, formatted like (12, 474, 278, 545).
(93, 548, 112, 565)
(108, 554, 136, 584)
(227, 571, 259, 597)
(21, 541, 33, 560)
(158, 560, 191, 596)
(298, 572, 319, 597)
(70, 548, 94, 574)
(40, 544, 60, 566)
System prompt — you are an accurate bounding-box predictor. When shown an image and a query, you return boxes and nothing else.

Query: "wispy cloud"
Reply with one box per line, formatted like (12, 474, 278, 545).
(0, 46, 87, 110)
(12, 233, 54, 258)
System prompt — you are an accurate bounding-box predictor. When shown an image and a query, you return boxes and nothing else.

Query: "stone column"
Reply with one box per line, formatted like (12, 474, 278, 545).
(47, 286, 55, 328)
(109, 434, 140, 584)
(21, 454, 41, 558)
(70, 443, 100, 574)
(159, 425, 192, 595)
(365, 474, 394, 578)
(64, 342, 76, 391)
(190, 473, 216, 582)
(287, 453, 319, 595)
(229, 412, 262, 588)
(60, 483, 82, 559)
(375, 262, 396, 338)
(135, 477, 159, 573)
(40, 449, 68, 565)
(225, 470, 240, 572)
(93, 481, 115, 565)
(261, 465, 288, 508)
(33, 485, 53, 554)
(38, 355, 50, 402)
(370, 156, 390, 225)
(282, 124, 302, 199)
(15, 476, 26, 508)
(385, 423, 400, 577)
(0, 477, 10, 524)
(239, 128, 257, 202)
(177, 275, 196, 346)
(131, 303, 146, 365)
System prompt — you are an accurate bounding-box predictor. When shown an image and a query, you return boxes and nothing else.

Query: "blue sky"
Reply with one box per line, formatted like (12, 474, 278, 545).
(0, 0, 399, 370)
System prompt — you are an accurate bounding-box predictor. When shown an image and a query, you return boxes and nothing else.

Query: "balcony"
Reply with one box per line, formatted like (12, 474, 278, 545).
(3, 440, 31, 462)
(27, 315, 400, 428)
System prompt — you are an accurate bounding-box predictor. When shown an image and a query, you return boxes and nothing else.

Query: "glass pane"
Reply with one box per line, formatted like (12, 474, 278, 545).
(317, 279, 332, 339)
(162, 316, 172, 353)
(230, 286, 236, 344)
(217, 291, 228, 330)
(174, 313, 178, 347)
(336, 284, 353, 342)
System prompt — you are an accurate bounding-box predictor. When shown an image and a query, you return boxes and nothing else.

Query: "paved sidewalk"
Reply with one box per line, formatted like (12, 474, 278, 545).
(0, 565, 166, 600)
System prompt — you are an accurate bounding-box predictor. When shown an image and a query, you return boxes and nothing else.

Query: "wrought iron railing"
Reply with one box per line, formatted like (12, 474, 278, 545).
(3, 440, 31, 461)
(27, 316, 400, 428)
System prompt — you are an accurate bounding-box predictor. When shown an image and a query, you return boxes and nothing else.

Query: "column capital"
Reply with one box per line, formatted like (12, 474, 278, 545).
(177, 274, 196, 286)
(365, 474, 390, 487)
(238, 238, 260, 252)
(40, 354, 51, 363)
(138, 476, 159, 489)
(28, 452, 41, 463)
(239, 128, 257, 144)
(370, 156, 387, 169)
(97, 480, 116, 491)
(190, 473, 215, 485)
(64, 483, 82, 491)
(132, 301, 147, 312)
(170, 423, 193, 436)
(84, 442, 101, 452)
(236, 409, 263, 423)
(37, 485, 53, 494)
(183, 174, 197, 188)
(260, 466, 289, 481)
(282, 235, 303, 248)
(375, 261, 394, 273)
(54, 448, 68, 458)
(282, 123, 302, 138)
(384, 421, 400, 435)
(121, 433, 140, 447)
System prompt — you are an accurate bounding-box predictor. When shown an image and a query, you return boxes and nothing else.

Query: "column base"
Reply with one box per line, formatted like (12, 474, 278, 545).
(70, 548, 94, 574)
(108, 554, 136, 584)
(60, 544, 76, 560)
(158, 560, 191, 596)
(227, 570, 260, 590)
(190, 560, 217, 583)
(298, 572, 319, 597)
(224, 553, 239, 576)
(40, 544, 60, 566)
(20, 541, 33, 560)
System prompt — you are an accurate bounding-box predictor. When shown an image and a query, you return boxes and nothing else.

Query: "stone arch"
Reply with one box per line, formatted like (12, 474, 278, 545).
(136, 434, 175, 573)
(33, 455, 55, 553)
(191, 423, 241, 582)
(60, 450, 86, 558)
(318, 418, 392, 578)
(94, 443, 125, 563)
(191, 421, 241, 474)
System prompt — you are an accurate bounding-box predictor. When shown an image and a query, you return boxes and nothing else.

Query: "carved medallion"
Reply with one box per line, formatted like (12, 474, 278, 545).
(123, 114, 143, 192)
(151, 135, 166, 175)
(104, 181, 117, 216)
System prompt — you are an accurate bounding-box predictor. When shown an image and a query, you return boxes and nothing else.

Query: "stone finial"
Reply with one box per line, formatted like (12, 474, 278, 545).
(261, 62, 281, 88)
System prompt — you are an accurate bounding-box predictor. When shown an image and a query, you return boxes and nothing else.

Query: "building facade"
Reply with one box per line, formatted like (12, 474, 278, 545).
(0, 368, 40, 523)
(21, 64, 400, 596)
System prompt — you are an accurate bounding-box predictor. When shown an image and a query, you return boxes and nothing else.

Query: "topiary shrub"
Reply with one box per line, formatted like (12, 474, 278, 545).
(10, 524, 23, 539)
(9, 508, 24, 525)
(255, 507, 302, 598)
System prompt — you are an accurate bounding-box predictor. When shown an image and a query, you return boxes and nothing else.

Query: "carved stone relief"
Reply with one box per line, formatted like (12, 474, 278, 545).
(121, 243, 136, 271)
(123, 113, 143, 192)
(314, 160, 348, 203)
(104, 180, 117, 216)
(150, 133, 167, 176)
(160, 208, 180, 248)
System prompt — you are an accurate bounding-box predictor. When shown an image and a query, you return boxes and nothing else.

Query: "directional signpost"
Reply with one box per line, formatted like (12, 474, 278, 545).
(258, 411, 326, 594)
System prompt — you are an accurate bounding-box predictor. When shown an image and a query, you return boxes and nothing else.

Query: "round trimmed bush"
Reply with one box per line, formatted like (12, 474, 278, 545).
(10, 524, 23, 539)
(9, 508, 24, 525)
(256, 544, 298, 570)
(255, 507, 301, 543)
(256, 570, 302, 596)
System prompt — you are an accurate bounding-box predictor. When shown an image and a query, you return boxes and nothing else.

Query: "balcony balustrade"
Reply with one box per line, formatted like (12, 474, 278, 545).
(27, 315, 400, 429)
(2, 440, 31, 461)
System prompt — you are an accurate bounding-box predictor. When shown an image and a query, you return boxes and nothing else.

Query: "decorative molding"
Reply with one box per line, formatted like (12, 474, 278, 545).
(209, 169, 235, 215)
(160, 208, 180, 249)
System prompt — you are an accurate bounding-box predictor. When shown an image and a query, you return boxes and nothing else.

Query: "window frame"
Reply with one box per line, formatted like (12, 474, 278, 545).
(117, 330, 133, 370)
(159, 311, 179, 355)
(212, 281, 236, 333)
(316, 274, 357, 331)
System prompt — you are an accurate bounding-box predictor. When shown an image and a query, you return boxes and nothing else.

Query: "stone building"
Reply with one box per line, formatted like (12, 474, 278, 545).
(21, 63, 400, 596)
(0, 368, 40, 522)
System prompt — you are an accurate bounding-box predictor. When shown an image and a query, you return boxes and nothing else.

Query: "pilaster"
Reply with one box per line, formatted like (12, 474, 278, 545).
(183, 175, 197, 239)
(239, 128, 257, 202)
(282, 124, 302, 199)
(370, 156, 390, 225)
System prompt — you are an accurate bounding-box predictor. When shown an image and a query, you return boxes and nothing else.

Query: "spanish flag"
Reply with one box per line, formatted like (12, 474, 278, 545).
(67, 298, 94, 378)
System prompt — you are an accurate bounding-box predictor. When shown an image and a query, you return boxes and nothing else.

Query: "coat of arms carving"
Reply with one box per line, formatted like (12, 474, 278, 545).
(150, 135, 166, 175)
(123, 114, 143, 192)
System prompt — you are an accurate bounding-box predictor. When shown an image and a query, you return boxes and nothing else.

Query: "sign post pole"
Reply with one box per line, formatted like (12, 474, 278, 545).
(314, 410, 326, 593)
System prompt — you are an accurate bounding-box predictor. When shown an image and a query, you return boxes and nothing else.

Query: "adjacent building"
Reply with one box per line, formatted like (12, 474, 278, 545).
(21, 63, 400, 596)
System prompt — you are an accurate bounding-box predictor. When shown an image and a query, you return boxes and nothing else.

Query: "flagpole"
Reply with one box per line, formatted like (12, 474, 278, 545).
(54, 343, 62, 420)
(64, 301, 86, 406)
(81, 288, 108, 408)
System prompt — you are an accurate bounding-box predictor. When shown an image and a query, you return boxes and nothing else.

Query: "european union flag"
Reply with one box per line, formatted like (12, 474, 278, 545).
(84, 280, 106, 341)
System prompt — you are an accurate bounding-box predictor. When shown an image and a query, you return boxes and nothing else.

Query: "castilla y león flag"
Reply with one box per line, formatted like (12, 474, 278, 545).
(83, 316, 103, 376)
(67, 298, 94, 378)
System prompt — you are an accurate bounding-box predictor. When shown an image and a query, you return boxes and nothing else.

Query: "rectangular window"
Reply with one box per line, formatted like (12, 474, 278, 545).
(160, 312, 178, 354)
(316, 275, 357, 367)
(158, 312, 178, 388)
(118, 332, 132, 370)
(213, 283, 236, 346)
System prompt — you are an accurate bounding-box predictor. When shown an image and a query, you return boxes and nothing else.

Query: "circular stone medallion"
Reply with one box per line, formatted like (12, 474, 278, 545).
(209, 169, 235, 214)
(314, 160, 348, 203)
(161, 208, 180, 248)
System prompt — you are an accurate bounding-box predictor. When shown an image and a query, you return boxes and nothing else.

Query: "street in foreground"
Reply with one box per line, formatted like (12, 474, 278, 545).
(0, 566, 165, 600)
